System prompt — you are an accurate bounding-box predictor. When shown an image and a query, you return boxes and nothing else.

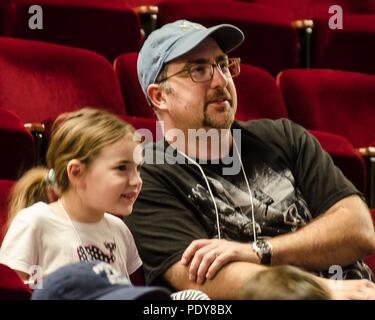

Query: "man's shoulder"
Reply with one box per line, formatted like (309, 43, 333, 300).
(235, 118, 295, 135)
(235, 118, 301, 144)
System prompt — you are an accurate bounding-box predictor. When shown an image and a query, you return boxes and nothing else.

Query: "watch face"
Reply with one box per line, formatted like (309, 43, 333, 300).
(254, 240, 272, 265)
(257, 240, 270, 253)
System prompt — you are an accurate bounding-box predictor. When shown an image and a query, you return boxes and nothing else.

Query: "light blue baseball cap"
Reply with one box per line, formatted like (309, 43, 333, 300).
(137, 20, 245, 98)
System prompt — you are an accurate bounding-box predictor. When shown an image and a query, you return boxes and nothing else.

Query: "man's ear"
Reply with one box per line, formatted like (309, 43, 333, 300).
(147, 84, 168, 112)
(66, 159, 85, 187)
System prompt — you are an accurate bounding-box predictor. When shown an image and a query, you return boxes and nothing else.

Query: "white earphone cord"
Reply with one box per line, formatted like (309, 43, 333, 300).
(177, 138, 257, 243)
(178, 151, 222, 240)
(58, 199, 93, 261)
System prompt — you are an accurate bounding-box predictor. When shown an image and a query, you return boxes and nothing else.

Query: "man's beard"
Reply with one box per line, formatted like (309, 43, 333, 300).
(202, 106, 234, 129)
(203, 88, 234, 129)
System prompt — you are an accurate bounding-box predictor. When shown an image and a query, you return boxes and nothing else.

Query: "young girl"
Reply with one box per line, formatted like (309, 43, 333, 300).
(0, 108, 143, 285)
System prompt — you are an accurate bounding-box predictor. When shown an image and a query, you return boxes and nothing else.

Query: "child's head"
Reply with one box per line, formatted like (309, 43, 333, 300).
(7, 108, 142, 226)
(239, 265, 331, 300)
(47, 108, 142, 217)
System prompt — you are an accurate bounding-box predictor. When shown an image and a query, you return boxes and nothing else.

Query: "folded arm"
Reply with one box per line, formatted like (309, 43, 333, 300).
(270, 195, 375, 270)
(182, 195, 375, 279)
(165, 260, 265, 299)
(171, 195, 375, 299)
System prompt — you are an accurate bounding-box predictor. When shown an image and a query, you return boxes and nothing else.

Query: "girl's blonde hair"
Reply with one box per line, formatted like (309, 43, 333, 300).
(6, 108, 135, 231)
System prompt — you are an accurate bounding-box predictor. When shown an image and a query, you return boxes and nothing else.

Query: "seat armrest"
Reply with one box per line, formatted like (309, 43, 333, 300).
(358, 146, 375, 157)
(133, 5, 158, 15)
(24, 122, 45, 133)
(24, 123, 45, 165)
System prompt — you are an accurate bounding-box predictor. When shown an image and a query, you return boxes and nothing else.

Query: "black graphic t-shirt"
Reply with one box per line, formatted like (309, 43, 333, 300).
(125, 119, 374, 286)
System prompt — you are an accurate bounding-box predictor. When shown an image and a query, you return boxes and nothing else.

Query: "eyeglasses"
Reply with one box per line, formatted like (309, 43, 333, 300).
(158, 57, 241, 83)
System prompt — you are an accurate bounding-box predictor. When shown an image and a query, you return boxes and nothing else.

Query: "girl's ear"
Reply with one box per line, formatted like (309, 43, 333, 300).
(147, 84, 168, 112)
(66, 159, 85, 187)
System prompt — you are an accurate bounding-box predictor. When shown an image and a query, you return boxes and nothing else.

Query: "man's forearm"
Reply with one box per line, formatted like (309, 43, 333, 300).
(165, 260, 266, 299)
(270, 196, 375, 270)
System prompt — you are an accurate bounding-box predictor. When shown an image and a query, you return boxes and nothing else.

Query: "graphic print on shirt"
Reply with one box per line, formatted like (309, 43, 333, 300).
(188, 165, 312, 241)
(77, 242, 117, 263)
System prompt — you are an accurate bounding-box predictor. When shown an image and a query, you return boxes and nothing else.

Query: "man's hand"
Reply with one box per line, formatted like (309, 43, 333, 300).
(180, 238, 258, 284)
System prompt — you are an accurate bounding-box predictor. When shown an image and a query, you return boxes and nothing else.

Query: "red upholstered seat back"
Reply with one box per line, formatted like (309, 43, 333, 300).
(0, 0, 15, 36)
(157, 0, 299, 76)
(121, 115, 162, 142)
(308, 130, 366, 193)
(0, 179, 14, 244)
(278, 69, 375, 148)
(0, 37, 125, 123)
(0, 109, 35, 180)
(250, 0, 353, 20)
(0, 263, 31, 300)
(114, 52, 155, 119)
(349, 0, 375, 13)
(313, 15, 375, 76)
(234, 63, 288, 121)
(7, 0, 143, 62)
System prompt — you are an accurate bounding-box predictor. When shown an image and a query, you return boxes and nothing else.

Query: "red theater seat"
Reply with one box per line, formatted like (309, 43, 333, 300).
(308, 130, 366, 194)
(114, 52, 155, 119)
(121, 115, 161, 142)
(157, 0, 299, 76)
(0, 37, 125, 123)
(0, 263, 31, 300)
(277, 69, 375, 149)
(0, 0, 15, 36)
(313, 15, 375, 75)
(0, 109, 35, 180)
(349, 0, 375, 13)
(0, 179, 14, 244)
(234, 64, 288, 121)
(250, 0, 375, 20)
(8, 0, 143, 62)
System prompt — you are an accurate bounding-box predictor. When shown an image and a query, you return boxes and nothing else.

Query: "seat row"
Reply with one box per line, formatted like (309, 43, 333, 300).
(0, 36, 373, 207)
(1, 0, 375, 76)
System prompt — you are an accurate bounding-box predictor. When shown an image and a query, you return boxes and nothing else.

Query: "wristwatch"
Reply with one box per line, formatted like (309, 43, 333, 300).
(252, 240, 272, 265)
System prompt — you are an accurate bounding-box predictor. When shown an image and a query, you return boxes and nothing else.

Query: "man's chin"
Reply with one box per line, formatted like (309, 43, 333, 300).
(203, 111, 234, 129)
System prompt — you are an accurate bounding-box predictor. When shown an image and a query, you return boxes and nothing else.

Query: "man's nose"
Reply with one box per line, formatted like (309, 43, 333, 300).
(211, 65, 229, 88)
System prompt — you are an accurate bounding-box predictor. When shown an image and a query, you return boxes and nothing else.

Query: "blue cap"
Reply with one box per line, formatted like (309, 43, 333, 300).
(31, 261, 171, 300)
(137, 19, 245, 98)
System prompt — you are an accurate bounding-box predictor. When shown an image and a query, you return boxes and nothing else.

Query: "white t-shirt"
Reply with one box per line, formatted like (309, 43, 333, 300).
(0, 202, 142, 280)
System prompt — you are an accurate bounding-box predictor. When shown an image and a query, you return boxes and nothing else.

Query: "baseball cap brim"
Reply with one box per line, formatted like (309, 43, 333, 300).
(164, 24, 244, 64)
(97, 285, 171, 300)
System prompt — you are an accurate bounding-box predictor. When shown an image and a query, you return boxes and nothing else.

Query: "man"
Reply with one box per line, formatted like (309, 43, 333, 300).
(125, 20, 375, 299)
